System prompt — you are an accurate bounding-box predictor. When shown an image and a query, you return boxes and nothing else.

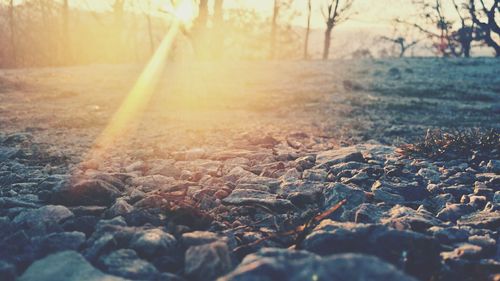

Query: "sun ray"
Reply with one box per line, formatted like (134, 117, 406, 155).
(83, 18, 183, 163)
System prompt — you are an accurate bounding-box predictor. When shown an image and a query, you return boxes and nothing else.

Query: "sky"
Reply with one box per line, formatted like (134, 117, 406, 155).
(44, 0, 421, 30)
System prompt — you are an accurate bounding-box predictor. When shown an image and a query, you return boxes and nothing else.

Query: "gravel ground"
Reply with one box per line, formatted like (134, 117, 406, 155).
(0, 58, 499, 281)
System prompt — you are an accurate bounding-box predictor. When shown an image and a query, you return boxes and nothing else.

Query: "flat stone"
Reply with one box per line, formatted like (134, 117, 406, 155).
(99, 249, 159, 280)
(220, 248, 417, 281)
(222, 189, 292, 211)
(302, 220, 441, 280)
(41, 179, 121, 206)
(457, 211, 500, 229)
(315, 146, 365, 168)
(185, 242, 233, 281)
(13, 205, 74, 235)
(18, 251, 126, 281)
(130, 228, 177, 257)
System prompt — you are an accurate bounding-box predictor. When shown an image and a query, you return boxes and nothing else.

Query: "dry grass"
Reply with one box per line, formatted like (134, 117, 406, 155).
(399, 128, 500, 161)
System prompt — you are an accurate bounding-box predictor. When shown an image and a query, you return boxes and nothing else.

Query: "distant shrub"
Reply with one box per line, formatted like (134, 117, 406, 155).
(399, 129, 500, 162)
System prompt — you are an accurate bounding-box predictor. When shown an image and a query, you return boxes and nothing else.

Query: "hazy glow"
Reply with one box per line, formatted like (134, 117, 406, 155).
(86, 15, 182, 160)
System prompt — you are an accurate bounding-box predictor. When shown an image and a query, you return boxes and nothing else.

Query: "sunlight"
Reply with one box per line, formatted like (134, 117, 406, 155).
(85, 16, 183, 161)
(173, 0, 196, 24)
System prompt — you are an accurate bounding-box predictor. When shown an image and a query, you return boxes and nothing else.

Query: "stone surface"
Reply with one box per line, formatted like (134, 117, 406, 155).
(130, 228, 177, 257)
(184, 242, 232, 281)
(41, 179, 122, 206)
(220, 248, 417, 281)
(18, 251, 126, 281)
(98, 249, 159, 280)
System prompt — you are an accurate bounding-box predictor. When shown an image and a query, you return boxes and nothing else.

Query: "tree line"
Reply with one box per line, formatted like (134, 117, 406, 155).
(0, 0, 498, 68)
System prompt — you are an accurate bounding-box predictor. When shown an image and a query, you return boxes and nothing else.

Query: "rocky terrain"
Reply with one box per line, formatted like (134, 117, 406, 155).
(0, 58, 499, 281)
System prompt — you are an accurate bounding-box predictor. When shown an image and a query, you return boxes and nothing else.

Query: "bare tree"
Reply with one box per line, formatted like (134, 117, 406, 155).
(62, 0, 71, 63)
(304, 0, 312, 59)
(468, 0, 500, 57)
(8, 0, 16, 64)
(381, 36, 419, 57)
(270, 0, 279, 59)
(450, 0, 475, 57)
(321, 0, 354, 60)
(212, 0, 224, 59)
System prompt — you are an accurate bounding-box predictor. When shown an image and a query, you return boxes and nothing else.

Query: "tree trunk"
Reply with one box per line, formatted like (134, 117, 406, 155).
(62, 0, 71, 63)
(322, 27, 332, 60)
(212, 0, 224, 60)
(191, 0, 209, 59)
(8, 0, 16, 65)
(303, 0, 312, 60)
(269, 0, 279, 59)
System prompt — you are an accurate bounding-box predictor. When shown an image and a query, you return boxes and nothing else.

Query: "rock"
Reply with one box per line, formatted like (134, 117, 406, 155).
(18, 251, 125, 281)
(234, 184, 270, 192)
(0, 260, 16, 281)
(422, 193, 454, 214)
(184, 242, 232, 281)
(182, 231, 220, 247)
(372, 180, 429, 202)
(458, 211, 500, 229)
(130, 228, 177, 257)
(33, 231, 86, 255)
(417, 168, 441, 183)
(302, 169, 327, 182)
(124, 161, 146, 173)
(294, 155, 316, 171)
(442, 185, 473, 200)
(223, 167, 256, 184)
(428, 226, 469, 244)
(381, 205, 444, 231)
(323, 183, 365, 217)
(436, 204, 474, 222)
(13, 205, 73, 235)
(486, 160, 500, 173)
(106, 199, 134, 218)
(219, 248, 417, 281)
(315, 146, 365, 168)
(0, 146, 19, 161)
(302, 220, 441, 280)
(443, 243, 484, 259)
(493, 191, 500, 204)
(352, 203, 391, 223)
(134, 195, 169, 210)
(42, 179, 121, 206)
(222, 189, 292, 211)
(130, 175, 177, 193)
(99, 249, 159, 280)
(147, 160, 182, 178)
(372, 188, 405, 205)
(62, 216, 99, 236)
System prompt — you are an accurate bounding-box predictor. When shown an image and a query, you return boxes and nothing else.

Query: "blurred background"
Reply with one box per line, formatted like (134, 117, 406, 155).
(0, 0, 498, 67)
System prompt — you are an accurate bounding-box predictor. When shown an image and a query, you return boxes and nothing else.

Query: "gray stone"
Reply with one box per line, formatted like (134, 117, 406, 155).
(106, 199, 134, 218)
(13, 205, 73, 235)
(18, 251, 126, 281)
(436, 204, 474, 222)
(185, 242, 232, 281)
(219, 248, 417, 281)
(302, 220, 441, 280)
(182, 231, 220, 247)
(323, 183, 365, 216)
(315, 146, 365, 168)
(130, 228, 177, 257)
(458, 211, 500, 229)
(42, 179, 121, 206)
(99, 249, 159, 280)
(486, 160, 500, 173)
(302, 169, 327, 182)
(222, 189, 292, 211)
